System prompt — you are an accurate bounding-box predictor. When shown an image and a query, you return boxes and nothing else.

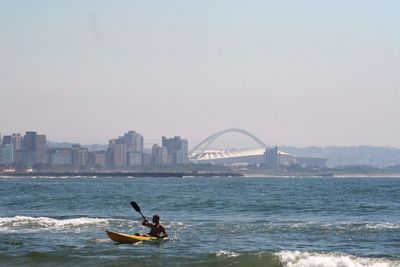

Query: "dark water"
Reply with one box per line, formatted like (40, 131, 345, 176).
(1, 176, 400, 266)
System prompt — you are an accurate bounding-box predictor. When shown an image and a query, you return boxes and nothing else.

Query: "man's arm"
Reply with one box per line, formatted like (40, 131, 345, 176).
(160, 225, 168, 238)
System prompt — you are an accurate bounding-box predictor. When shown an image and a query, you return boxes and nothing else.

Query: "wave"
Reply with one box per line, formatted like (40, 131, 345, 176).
(211, 250, 400, 267)
(215, 250, 240, 258)
(276, 251, 400, 267)
(0, 216, 132, 233)
(0, 175, 111, 179)
(0, 216, 190, 234)
(365, 222, 400, 230)
(288, 221, 400, 232)
(158, 219, 400, 233)
(212, 221, 400, 235)
(1, 247, 399, 267)
(276, 221, 400, 232)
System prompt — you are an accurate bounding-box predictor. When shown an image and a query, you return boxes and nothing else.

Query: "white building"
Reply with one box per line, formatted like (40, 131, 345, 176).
(152, 144, 168, 165)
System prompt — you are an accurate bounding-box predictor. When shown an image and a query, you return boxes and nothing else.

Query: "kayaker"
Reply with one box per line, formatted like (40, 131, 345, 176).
(142, 214, 168, 238)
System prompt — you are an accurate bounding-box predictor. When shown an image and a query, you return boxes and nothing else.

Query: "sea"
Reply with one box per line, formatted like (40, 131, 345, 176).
(1, 175, 399, 267)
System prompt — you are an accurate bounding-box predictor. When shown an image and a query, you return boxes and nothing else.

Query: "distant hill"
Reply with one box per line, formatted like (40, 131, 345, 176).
(280, 146, 400, 168)
(385, 164, 400, 171)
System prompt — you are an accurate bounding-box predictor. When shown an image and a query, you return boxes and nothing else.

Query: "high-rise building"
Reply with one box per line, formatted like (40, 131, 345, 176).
(117, 131, 144, 167)
(106, 131, 144, 168)
(107, 140, 126, 168)
(22, 131, 47, 166)
(127, 151, 142, 166)
(120, 131, 143, 152)
(24, 132, 37, 151)
(2, 135, 12, 145)
(11, 133, 23, 151)
(1, 144, 14, 165)
(152, 144, 168, 166)
(89, 151, 106, 169)
(162, 136, 189, 164)
(49, 148, 72, 166)
(36, 134, 47, 164)
(264, 146, 280, 170)
(142, 153, 152, 166)
(71, 144, 89, 171)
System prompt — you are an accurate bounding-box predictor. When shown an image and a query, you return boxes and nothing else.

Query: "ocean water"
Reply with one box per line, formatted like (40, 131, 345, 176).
(0, 176, 399, 267)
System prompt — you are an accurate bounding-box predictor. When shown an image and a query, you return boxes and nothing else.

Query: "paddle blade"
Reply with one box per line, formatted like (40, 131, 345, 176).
(130, 201, 141, 212)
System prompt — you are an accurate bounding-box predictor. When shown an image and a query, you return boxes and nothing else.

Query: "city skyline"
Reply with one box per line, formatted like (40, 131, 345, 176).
(1, 128, 266, 150)
(1, 126, 400, 150)
(1, 1, 399, 147)
(0, 129, 192, 171)
(2, 128, 400, 171)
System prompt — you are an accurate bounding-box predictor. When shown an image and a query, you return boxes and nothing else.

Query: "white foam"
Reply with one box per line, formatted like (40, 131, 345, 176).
(216, 250, 240, 258)
(365, 222, 400, 230)
(93, 238, 113, 244)
(264, 221, 400, 232)
(168, 221, 185, 227)
(276, 250, 400, 267)
(0, 216, 130, 233)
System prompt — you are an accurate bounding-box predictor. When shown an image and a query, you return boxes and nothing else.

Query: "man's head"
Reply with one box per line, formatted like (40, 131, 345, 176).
(152, 214, 160, 224)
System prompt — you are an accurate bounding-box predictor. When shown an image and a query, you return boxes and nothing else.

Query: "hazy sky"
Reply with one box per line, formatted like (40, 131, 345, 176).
(1, 1, 399, 148)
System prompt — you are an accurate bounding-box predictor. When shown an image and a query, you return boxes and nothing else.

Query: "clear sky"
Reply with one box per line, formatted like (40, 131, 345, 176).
(1, 1, 399, 148)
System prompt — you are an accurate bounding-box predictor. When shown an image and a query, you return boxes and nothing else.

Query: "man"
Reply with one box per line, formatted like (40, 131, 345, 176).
(142, 214, 168, 238)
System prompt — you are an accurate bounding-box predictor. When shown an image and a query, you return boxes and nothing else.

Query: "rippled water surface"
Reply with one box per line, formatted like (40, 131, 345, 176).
(1, 176, 400, 266)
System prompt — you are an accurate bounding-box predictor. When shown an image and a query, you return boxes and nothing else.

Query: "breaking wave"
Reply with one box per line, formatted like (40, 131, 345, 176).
(0, 216, 130, 233)
(215, 250, 240, 258)
(276, 250, 400, 267)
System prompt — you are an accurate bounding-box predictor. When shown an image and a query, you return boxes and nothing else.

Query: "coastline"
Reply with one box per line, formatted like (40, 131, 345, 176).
(3, 170, 400, 178)
(0, 171, 243, 178)
(239, 170, 400, 178)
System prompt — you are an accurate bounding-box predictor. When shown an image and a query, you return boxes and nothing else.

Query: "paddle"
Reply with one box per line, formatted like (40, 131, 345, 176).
(130, 201, 148, 222)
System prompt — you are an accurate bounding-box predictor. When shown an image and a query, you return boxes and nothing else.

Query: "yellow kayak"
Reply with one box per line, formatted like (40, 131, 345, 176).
(106, 230, 168, 244)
